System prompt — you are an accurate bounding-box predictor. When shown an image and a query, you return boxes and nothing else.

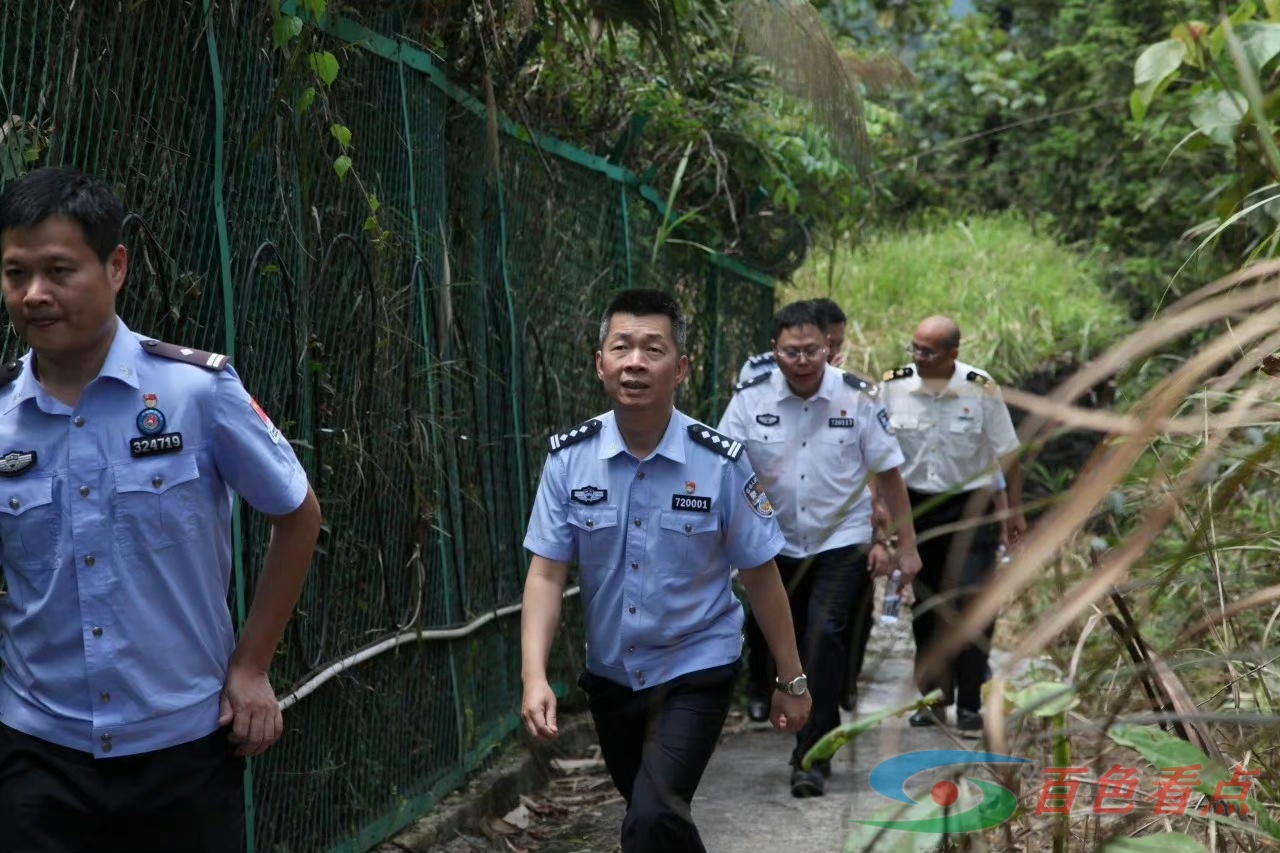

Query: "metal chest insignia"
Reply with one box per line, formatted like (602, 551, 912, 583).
(571, 486, 608, 505)
(0, 450, 36, 477)
(755, 413, 780, 426)
(136, 393, 166, 435)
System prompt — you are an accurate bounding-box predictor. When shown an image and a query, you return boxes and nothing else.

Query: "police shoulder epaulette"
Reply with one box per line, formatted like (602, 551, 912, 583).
(882, 366, 913, 382)
(0, 360, 21, 389)
(548, 418, 602, 453)
(747, 351, 776, 368)
(733, 370, 772, 393)
(141, 339, 229, 371)
(687, 424, 744, 461)
(842, 372, 875, 396)
(966, 370, 996, 389)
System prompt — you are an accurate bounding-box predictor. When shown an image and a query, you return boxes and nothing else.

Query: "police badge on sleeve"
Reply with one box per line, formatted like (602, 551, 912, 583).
(742, 473, 774, 518)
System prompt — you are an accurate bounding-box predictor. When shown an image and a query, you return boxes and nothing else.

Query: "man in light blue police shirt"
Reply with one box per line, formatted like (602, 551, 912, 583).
(0, 167, 322, 853)
(521, 288, 811, 853)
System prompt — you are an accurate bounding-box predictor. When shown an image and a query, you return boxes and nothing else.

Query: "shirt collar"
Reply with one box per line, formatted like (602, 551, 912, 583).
(596, 408, 688, 464)
(908, 361, 966, 398)
(3, 316, 141, 414)
(773, 363, 837, 402)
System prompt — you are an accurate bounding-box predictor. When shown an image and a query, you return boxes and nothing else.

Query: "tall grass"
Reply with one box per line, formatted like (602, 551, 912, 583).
(784, 212, 1131, 382)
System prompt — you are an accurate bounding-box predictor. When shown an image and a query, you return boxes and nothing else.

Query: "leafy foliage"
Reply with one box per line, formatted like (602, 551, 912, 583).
(1132, 4, 1280, 269)
(862, 0, 1232, 311)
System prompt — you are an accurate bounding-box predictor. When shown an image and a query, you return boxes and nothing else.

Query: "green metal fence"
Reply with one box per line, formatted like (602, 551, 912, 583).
(0, 2, 775, 850)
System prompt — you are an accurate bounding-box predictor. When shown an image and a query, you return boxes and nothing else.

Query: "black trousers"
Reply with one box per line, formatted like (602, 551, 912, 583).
(580, 662, 738, 853)
(777, 544, 872, 765)
(0, 724, 245, 853)
(908, 488, 999, 713)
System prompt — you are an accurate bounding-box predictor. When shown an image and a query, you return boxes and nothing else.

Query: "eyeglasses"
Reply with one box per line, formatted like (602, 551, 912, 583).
(906, 342, 944, 359)
(776, 345, 827, 363)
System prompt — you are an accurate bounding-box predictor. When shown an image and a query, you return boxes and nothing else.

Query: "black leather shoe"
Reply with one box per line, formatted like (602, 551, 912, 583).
(790, 767, 826, 798)
(747, 698, 769, 722)
(955, 708, 983, 735)
(909, 707, 944, 727)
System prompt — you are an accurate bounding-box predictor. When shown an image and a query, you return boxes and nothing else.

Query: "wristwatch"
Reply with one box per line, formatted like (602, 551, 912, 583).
(775, 673, 809, 696)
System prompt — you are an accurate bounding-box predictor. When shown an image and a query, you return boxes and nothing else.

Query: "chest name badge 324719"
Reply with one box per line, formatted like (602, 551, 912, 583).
(130, 433, 184, 458)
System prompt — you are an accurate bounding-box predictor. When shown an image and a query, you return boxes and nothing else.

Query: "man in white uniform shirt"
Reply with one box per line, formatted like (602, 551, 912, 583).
(879, 315, 1024, 734)
(718, 301, 921, 797)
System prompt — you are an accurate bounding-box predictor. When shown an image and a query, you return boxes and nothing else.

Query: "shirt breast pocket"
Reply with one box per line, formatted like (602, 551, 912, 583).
(0, 476, 59, 571)
(820, 426, 859, 457)
(890, 413, 920, 432)
(566, 505, 619, 569)
(113, 454, 203, 556)
(658, 511, 721, 571)
(948, 415, 984, 451)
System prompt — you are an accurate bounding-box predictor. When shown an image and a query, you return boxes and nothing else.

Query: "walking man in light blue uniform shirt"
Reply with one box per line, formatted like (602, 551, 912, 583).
(521, 288, 811, 853)
(0, 167, 322, 852)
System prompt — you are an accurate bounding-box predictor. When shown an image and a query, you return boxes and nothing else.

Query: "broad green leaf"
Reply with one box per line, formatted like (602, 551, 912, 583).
(1239, 23, 1280, 72)
(308, 51, 339, 87)
(1107, 724, 1278, 839)
(301, 0, 326, 20)
(333, 155, 352, 180)
(1134, 39, 1187, 87)
(1130, 89, 1150, 123)
(803, 690, 945, 768)
(1189, 90, 1248, 146)
(1008, 682, 1080, 717)
(1108, 723, 1217, 786)
(330, 123, 351, 150)
(296, 87, 316, 116)
(1102, 833, 1208, 853)
(366, 194, 380, 214)
(271, 15, 302, 50)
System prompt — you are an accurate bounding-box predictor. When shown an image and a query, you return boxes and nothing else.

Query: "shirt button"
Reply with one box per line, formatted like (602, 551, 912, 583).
(631, 562, 639, 570)
(72, 416, 85, 427)
(100, 692, 111, 703)
(684, 523, 692, 532)
(628, 646, 635, 654)
(101, 732, 112, 741)
(85, 555, 95, 567)
(79, 485, 90, 497)
(637, 472, 646, 480)
(101, 742, 112, 753)
(637, 672, 646, 686)
(151, 476, 163, 489)
(633, 519, 641, 527)
(585, 519, 594, 528)
(92, 626, 104, 637)
(7, 498, 16, 510)
(628, 606, 636, 615)
(801, 441, 807, 447)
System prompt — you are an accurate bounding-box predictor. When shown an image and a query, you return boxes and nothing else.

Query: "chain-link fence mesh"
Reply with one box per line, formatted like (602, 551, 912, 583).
(0, 2, 775, 850)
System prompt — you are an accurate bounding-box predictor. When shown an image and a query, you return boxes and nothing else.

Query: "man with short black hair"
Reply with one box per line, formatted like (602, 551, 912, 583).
(719, 300, 921, 797)
(0, 167, 322, 852)
(521, 288, 810, 852)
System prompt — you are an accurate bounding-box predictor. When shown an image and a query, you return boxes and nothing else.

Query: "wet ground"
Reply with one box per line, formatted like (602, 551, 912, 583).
(421, 611, 1001, 853)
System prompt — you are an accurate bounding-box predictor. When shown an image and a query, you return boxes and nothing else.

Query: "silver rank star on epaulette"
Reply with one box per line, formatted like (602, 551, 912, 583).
(142, 339, 229, 371)
(747, 351, 776, 367)
(883, 366, 913, 382)
(734, 370, 772, 392)
(842, 372, 877, 397)
(687, 424, 744, 460)
(549, 419, 602, 453)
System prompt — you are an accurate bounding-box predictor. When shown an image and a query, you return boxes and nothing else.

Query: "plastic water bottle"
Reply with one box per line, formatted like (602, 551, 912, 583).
(881, 570, 903, 624)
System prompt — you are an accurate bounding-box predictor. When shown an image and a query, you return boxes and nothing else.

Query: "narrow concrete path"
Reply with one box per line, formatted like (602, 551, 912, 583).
(695, 619, 958, 853)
